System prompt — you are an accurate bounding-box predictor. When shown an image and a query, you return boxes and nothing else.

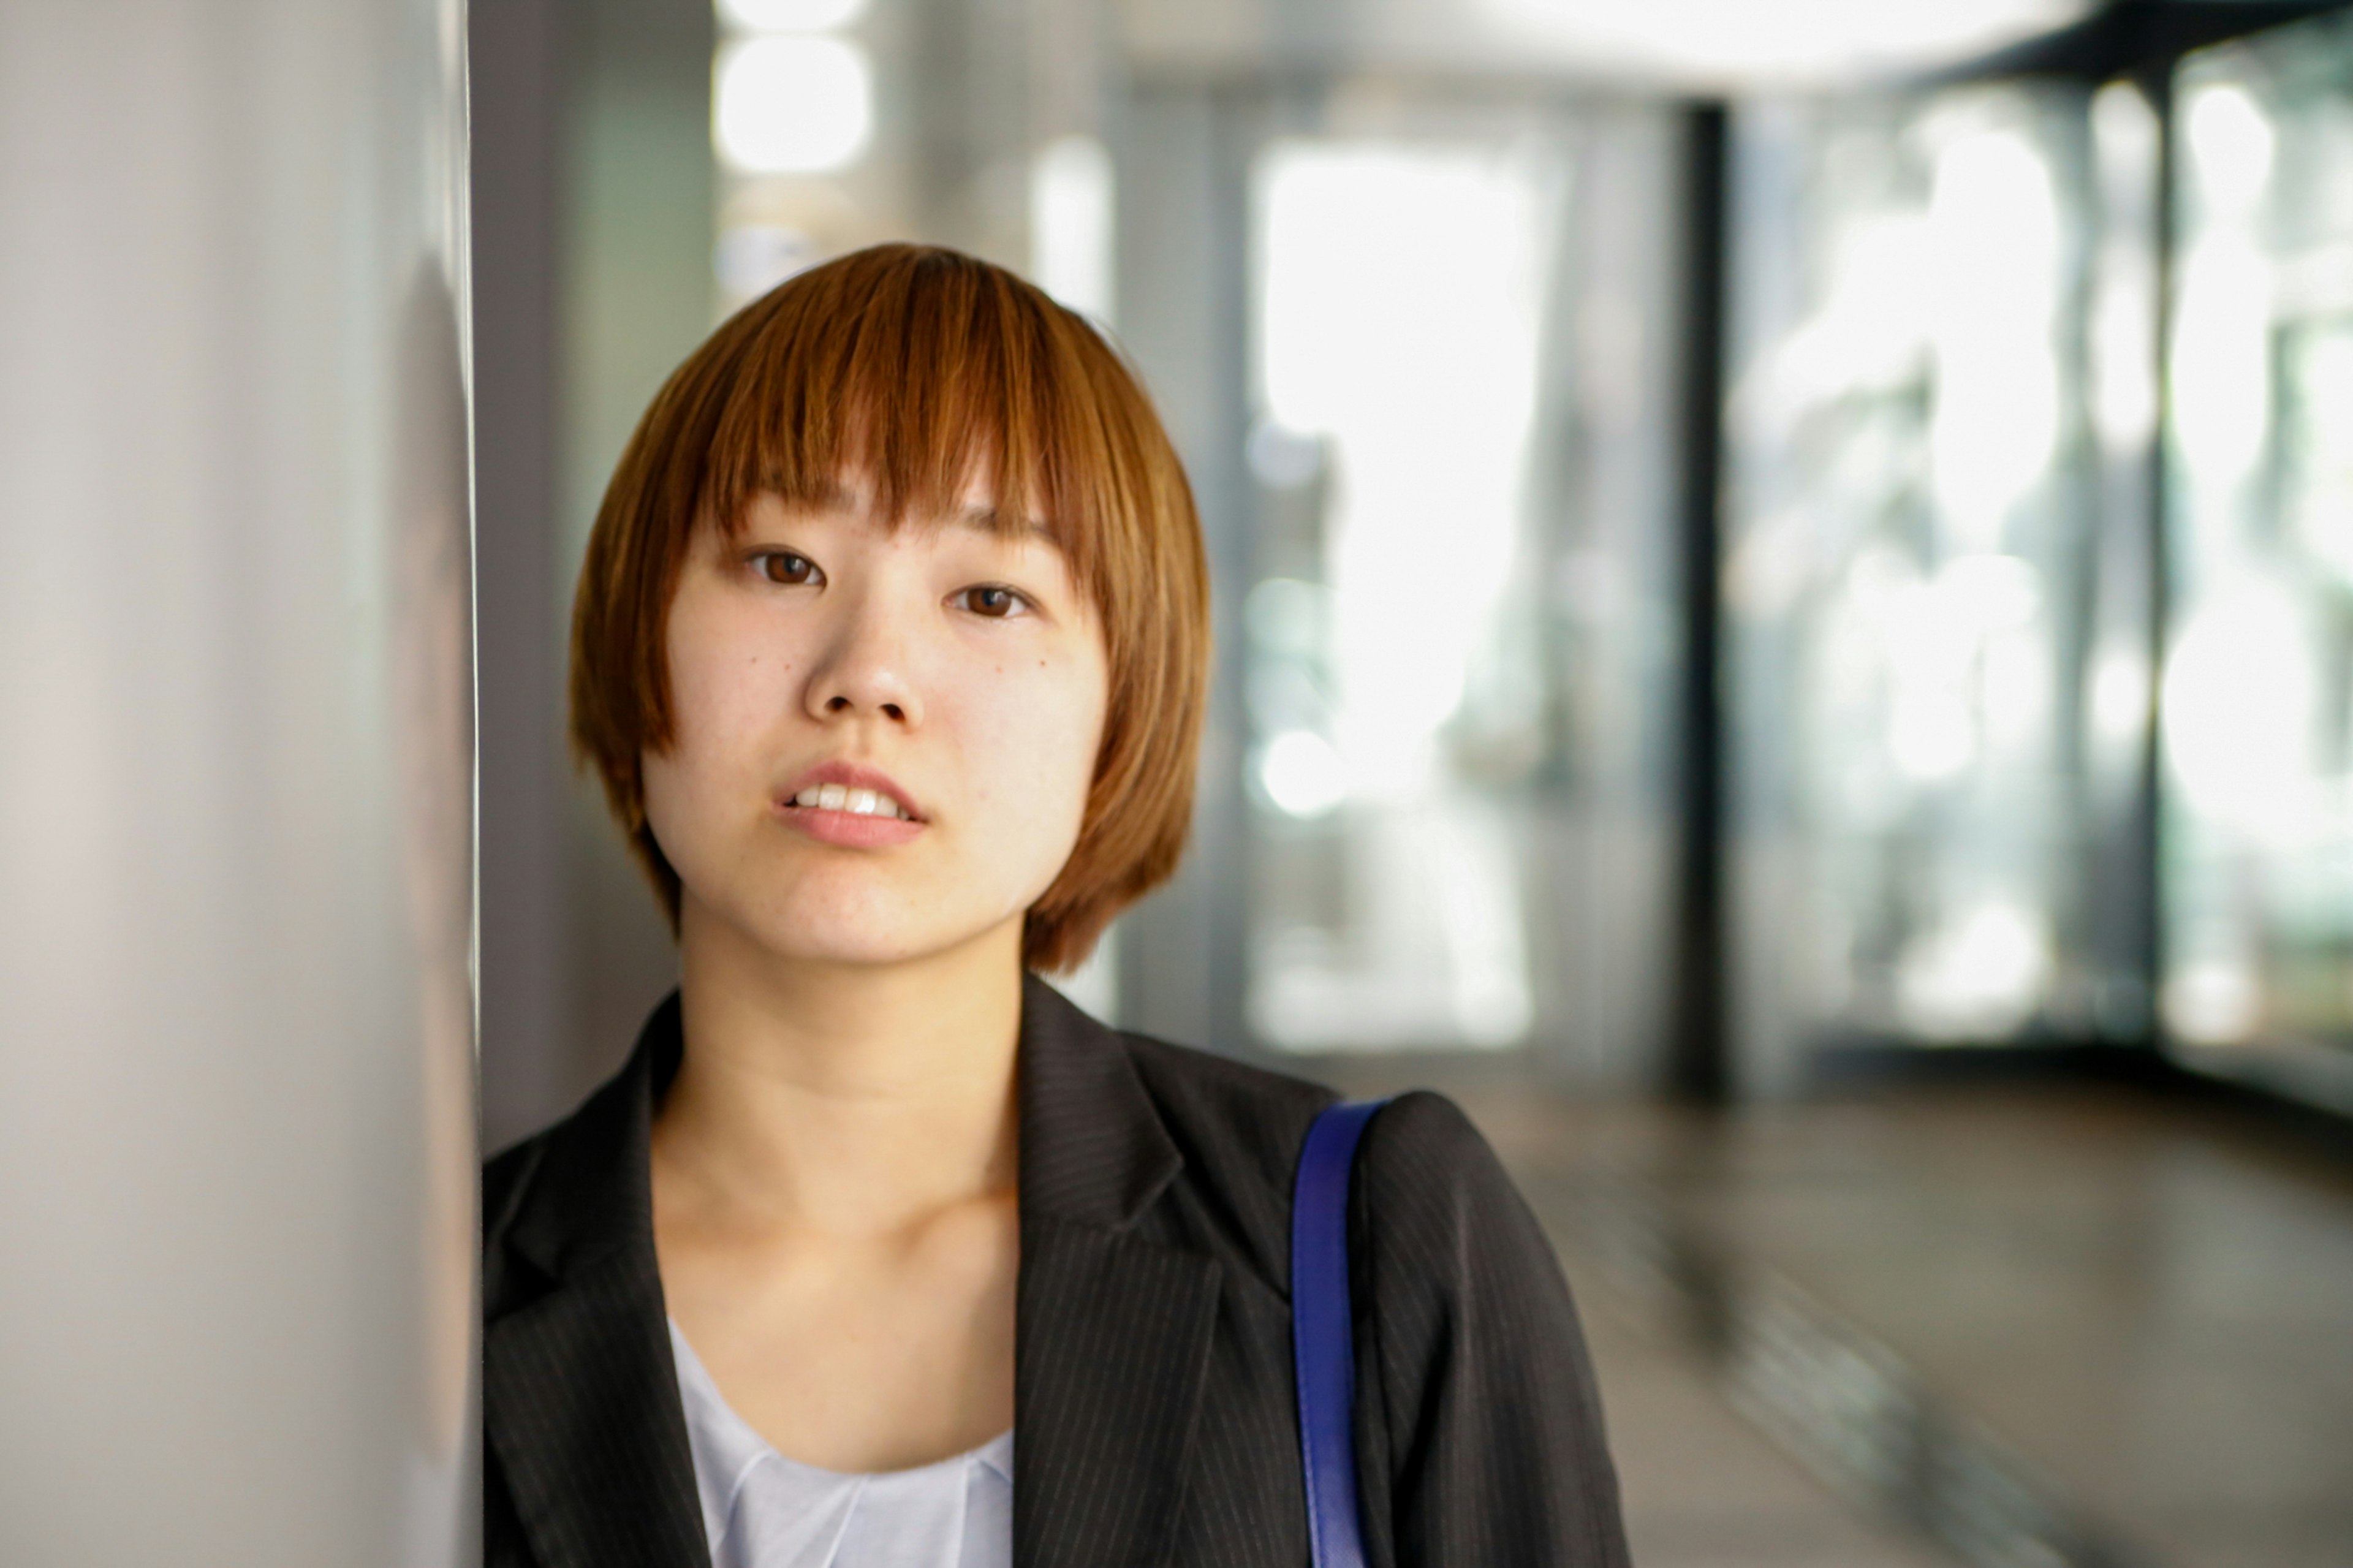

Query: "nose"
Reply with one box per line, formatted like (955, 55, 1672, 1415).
(803, 583, 924, 728)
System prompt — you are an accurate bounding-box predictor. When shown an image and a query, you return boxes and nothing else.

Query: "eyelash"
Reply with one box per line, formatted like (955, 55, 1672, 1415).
(752, 550, 821, 586)
(952, 585, 1034, 620)
(748, 553, 1035, 619)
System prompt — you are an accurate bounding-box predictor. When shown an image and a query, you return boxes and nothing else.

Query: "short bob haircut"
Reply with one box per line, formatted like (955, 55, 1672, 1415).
(569, 243, 1210, 973)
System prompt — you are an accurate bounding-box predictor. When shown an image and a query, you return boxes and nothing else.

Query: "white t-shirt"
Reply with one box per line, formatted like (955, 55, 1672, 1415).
(668, 1319, 1014, 1568)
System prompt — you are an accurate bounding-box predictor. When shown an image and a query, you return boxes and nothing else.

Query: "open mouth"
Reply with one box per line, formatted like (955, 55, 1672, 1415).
(785, 782, 917, 822)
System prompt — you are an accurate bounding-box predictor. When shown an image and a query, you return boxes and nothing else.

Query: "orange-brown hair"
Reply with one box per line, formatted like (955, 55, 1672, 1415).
(568, 243, 1210, 972)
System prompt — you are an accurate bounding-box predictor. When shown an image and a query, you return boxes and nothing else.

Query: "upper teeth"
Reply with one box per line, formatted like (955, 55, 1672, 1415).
(795, 784, 911, 820)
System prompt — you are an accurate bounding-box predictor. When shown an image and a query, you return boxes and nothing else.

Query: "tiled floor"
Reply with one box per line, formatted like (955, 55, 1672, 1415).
(1322, 1064, 2353, 1568)
(1574, 1290, 1946, 1568)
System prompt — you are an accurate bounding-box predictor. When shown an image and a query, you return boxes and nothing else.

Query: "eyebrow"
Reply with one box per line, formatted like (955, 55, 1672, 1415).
(955, 504, 1061, 546)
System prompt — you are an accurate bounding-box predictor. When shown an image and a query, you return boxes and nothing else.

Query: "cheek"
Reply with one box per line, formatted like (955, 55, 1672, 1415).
(646, 596, 798, 817)
(1037, 663, 1111, 856)
(956, 659, 1107, 852)
(679, 594, 804, 735)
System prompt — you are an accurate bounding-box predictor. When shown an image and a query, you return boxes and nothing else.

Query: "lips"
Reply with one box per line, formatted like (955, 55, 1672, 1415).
(789, 781, 914, 821)
(780, 760, 920, 818)
(776, 760, 926, 848)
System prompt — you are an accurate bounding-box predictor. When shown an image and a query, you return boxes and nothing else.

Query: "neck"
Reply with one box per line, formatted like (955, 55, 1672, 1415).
(653, 899, 1025, 1237)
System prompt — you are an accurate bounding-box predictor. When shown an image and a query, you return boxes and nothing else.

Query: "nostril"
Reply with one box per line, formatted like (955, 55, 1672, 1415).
(883, 702, 905, 721)
(827, 695, 851, 712)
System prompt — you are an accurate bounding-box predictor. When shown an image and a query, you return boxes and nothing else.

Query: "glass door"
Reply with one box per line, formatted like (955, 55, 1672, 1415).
(1236, 93, 1684, 1073)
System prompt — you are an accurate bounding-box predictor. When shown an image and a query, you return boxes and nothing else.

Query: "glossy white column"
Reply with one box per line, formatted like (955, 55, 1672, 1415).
(0, 3, 475, 1564)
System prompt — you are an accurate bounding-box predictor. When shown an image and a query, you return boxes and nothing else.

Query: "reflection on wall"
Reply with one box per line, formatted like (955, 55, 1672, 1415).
(1029, 131, 1116, 322)
(1, 0, 474, 1556)
(1240, 105, 1681, 1067)
(2161, 15, 2353, 1105)
(1248, 138, 1546, 1050)
(1728, 83, 2108, 1083)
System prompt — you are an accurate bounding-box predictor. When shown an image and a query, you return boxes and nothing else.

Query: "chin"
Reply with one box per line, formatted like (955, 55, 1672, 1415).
(763, 927, 935, 968)
(727, 881, 995, 970)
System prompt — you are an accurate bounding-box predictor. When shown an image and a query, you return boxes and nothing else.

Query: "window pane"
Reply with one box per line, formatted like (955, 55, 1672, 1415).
(2162, 15, 2353, 1107)
(1242, 108, 1681, 1069)
(1727, 85, 2104, 1078)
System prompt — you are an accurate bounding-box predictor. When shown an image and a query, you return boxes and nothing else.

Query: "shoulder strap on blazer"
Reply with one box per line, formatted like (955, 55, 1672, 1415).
(1291, 1097, 1390, 1568)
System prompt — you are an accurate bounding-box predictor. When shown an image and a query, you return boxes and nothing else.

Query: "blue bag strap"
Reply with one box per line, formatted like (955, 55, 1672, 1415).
(1291, 1097, 1389, 1568)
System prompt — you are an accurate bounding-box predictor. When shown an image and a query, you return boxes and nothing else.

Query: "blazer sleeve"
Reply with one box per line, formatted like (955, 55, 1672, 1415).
(1351, 1091, 1632, 1568)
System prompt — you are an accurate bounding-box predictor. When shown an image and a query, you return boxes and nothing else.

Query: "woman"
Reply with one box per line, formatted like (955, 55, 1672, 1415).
(483, 244, 1629, 1568)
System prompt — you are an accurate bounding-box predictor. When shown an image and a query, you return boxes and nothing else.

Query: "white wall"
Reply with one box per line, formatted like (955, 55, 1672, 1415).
(0, 2, 475, 1563)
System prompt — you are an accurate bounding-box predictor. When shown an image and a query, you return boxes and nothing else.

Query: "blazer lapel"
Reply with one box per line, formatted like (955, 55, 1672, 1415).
(488, 979, 1225, 1568)
(485, 997, 708, 1568)
(1014, 978, 1224, 1568)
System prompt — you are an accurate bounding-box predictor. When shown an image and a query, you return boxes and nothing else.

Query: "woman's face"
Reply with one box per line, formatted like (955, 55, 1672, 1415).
(641, 479, 1110, 969)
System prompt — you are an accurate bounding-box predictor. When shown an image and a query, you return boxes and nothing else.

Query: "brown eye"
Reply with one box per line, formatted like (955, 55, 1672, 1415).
(962, 585, 1023, 618)
(759, 551, 819, 586)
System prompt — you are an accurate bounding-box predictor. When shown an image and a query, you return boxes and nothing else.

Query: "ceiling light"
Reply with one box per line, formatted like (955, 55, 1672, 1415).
(1480, 0, 2091, 86)
(713, 36, 873, 174)
(716, 0, 866, 33)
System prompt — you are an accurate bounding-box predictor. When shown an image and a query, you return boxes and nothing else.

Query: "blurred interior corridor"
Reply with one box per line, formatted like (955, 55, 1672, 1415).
(458, 2, 2353, 1566)
(1329, 1058, 2353, 1568)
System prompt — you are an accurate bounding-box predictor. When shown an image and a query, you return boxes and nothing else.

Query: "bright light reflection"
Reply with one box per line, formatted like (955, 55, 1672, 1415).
(2090, 648, 2150, 744)
(1257, 730, 1347, 819)
(2091, 83, 2159, 452)
(1926, 129, 2060, 547)
(1760, 214, 1929, 415)
(1896, 901, 2052, 1039)
(1479, 0, 2086, 86)
(2162, 580, 2321, 846)
(2093, 79, 2158, 180)
(713, 36, 873, 174)
(1835, 548, 2049, 785)
(2170, 83, 2279, 493)
(1249, 140, 1543, 1053)
(2164, 957, 2260, 1044)
(1258, 141, 1542, 784)
(1029, 135, 1115, 322)
(717, 0, 866, 32)
(2186, 85, 2276, 218)
(2093, 270, 2157, 451)
(2172, 236, 2273, 485)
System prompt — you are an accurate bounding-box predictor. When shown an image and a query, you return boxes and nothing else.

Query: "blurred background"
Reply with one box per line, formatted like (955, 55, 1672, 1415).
(471, 2, 2353, 1566)
(4, 0, 2351, 1564)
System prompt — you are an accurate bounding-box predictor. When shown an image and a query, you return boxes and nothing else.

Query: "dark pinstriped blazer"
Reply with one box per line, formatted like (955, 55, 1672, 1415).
(483, 975, 1630, 1568)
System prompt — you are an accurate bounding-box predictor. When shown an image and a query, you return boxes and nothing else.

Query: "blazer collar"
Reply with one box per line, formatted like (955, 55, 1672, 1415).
(501, 991, 681, 1285)
(489, 977, 1217, 1568)
(1014, 972, 1183, 1232)
(501, 975, 1178, 1267)
(1010, 977, 1221, 1568)
(487, 993, 705, 1568)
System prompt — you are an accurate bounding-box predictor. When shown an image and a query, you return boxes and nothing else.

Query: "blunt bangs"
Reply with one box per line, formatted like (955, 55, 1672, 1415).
(704, 251, 1078, 562)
